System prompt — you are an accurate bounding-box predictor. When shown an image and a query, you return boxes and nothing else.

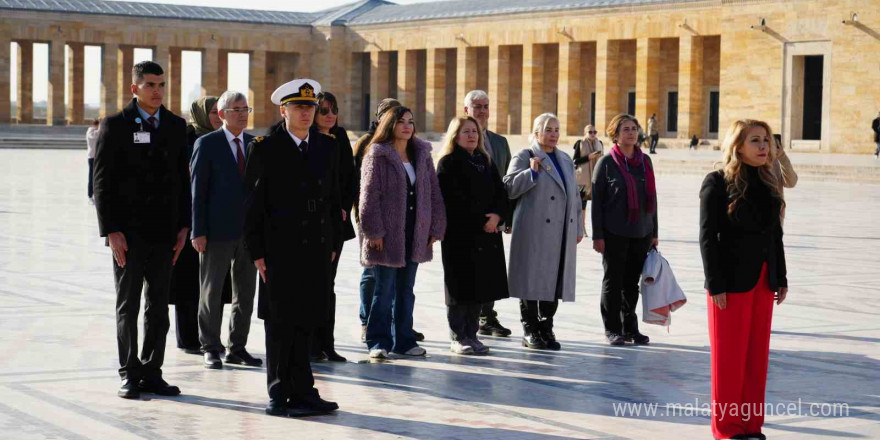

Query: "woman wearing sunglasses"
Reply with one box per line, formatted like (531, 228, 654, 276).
(309, 91, 356, 362)
(572, 124, 604, 235)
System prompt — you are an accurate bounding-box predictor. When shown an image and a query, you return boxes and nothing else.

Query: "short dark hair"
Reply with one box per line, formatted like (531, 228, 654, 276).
(132, 61, 164, 84)
(92, 118, 100, 126)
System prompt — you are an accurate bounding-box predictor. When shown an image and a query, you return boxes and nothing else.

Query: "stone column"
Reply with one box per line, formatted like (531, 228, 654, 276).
(521, 43, 545, 135)
(249, 49, 268, 128)
(595, 39, 620, 134)
(202, 47, 219, 97)
(456, 46, 477, 101)
(558, 41, 582, 136)
(635, 38, 660, 132)
(488, 45, 510, 134)
(165, 47, 182, 114)
(677, 36, 704, 138)
(218, 50, 229, 93)
(100, 43, 118, 118)
(425, 48, 447, 133)
(116, 45, 134, 110)
(0, 38, 10, 123)
(46, 39, 66, 126)
(16, 41, 33, 123)
(369, 51, 390, 123)
(397, 49, 418, 109)
(66, 42, 85, 125)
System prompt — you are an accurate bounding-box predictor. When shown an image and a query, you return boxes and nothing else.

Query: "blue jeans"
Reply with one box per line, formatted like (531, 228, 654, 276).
(365, 261, 419, 353)
(358, 267, 375, 326)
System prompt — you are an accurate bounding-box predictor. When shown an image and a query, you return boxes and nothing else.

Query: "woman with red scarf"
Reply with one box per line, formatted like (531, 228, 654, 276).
(591, 113, 659, 346)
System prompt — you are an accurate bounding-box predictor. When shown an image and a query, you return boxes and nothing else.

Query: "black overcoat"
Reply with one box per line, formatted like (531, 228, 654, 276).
(437, 147, 510, 306)
(244, 124, 342, 327)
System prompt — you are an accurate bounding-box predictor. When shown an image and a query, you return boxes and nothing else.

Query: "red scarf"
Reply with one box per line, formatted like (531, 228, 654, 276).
(610, 144, 657, 223)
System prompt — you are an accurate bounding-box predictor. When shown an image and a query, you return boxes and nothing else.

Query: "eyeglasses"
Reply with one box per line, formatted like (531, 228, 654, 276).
(588, 131, 597, 134)
(223, 107, 253, 114)
(318, 106, 339, 116)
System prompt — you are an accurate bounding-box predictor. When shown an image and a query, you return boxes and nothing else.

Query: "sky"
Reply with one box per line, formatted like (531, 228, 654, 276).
(11, 0, 436, 115)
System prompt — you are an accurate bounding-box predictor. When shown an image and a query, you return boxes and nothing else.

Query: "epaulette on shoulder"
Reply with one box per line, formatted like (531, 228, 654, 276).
(253, 136, 265, 143)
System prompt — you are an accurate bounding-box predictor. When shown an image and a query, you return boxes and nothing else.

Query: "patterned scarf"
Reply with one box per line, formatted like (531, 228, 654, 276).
(610, 144, 657, 223)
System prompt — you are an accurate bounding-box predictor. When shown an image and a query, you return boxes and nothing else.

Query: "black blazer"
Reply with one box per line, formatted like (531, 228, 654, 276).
(699, 169, 787, 295)
(93, 98, 190, 244)
(190, 128, 254, 241)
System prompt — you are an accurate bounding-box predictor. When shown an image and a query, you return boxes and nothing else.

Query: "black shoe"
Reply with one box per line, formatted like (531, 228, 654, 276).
(118, 378, 140, 399)
(323, 349, 347, 362)
(606, 333, 626, 346)
(413, 330, 425, 342)
(266, 399, 288, 417)
(138, 377, 181, 396)
(226, 349, 263, 367)
(291, 393, 339, 413)
(309, 353, 326, 362)
(540, 329, 561, 351)
(522, 331, 546, 349)
(204, 351, 223, 369)
(624, 332, 650, 345)
(479, 318, 512, 337)
(744, 434, 766, 440)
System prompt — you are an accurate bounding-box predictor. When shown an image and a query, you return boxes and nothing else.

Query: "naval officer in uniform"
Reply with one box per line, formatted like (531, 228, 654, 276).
(243, 79, 342, 416)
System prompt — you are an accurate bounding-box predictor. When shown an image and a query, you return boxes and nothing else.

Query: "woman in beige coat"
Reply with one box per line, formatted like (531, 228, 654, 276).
(573, 124, 604, 234)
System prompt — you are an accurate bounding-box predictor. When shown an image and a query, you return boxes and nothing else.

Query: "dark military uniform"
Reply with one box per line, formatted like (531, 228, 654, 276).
(243, 121, 342, 406)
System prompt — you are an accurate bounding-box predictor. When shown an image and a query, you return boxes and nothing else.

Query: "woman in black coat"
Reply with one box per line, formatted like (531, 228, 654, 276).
(309, 91, 355, 362)
(437, 116, 510, 355)
(170, 96, 230, 354)
(699, 119, 788, 440)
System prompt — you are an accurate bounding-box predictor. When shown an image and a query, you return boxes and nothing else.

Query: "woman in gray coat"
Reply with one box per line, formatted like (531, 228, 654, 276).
(504, 113, 584, 350)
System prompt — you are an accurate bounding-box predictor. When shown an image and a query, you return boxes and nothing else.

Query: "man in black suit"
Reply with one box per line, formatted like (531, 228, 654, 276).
(93, 61, 190, 399)
(191, 91, 261, 370)
(244, 79, 341, 417)
(463, 89, 513, 338)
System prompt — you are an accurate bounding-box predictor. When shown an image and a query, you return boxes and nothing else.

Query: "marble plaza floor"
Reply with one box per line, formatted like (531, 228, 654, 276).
(0, 149, 877, 440)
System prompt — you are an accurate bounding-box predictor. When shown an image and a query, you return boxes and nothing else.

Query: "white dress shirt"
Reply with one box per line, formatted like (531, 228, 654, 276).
(223, 125, 246, 161)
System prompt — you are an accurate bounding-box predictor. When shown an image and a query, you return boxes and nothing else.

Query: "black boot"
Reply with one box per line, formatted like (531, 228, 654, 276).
(522, 326, 546, 349)
(539, 322, 561, 351)
(479, 315, 512, 337)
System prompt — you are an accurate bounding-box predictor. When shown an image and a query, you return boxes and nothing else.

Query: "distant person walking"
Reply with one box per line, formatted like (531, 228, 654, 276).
(86, 119, 100, 203)
(872, 112, 880, 159)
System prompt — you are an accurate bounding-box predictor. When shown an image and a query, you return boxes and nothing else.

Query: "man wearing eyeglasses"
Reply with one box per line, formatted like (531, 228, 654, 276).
(190, 91, 261, 370)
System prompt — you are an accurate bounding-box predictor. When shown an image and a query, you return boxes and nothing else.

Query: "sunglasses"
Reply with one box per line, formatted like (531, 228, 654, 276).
(588, 131, 597, 134)
(318, 106, 339, 116)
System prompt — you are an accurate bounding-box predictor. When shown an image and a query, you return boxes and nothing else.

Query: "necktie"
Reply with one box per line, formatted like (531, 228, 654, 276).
(234, 138, 245, 176)
(299, 140, 309, 156)
(147, 116, 157, 130)
(483, 131, 494, 157)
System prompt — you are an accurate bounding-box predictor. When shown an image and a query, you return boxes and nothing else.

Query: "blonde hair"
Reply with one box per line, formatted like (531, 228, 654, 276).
(529, 113, 560, 145)
(440, 116, 490, 162)
(605, 113, 641, 143)
(718, 119, 785, 218)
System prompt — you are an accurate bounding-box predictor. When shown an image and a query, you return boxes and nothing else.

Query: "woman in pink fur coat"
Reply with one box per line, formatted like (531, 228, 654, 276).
(358, 106, 446, 359)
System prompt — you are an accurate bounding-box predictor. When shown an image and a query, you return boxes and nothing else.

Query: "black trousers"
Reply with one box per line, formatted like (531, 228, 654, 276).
(649, 134, 659, 153)
(600, 232, 653, 335)
(170, 243, 200, 350)
(519, 299, 559, 332)
(87, 158, 94, 198)
(311, 241, 343, 354)
(448, 303, 481, 342)
(265, 320, 315, 403)
(114, 235, 173, 381)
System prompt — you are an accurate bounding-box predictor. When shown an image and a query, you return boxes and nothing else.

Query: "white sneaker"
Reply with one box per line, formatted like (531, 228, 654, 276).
(402, 346, 426, 356)
(468, 338, 490, 354)
(450, 341, 474, 355)
(369, 348, 388, 359)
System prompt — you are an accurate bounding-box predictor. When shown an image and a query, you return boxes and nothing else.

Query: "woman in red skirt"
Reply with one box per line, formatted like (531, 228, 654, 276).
(699, 119, 789, 440)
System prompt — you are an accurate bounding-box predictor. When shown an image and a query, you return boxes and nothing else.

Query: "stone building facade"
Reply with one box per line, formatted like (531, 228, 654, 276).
(1, 0, 878, 152)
